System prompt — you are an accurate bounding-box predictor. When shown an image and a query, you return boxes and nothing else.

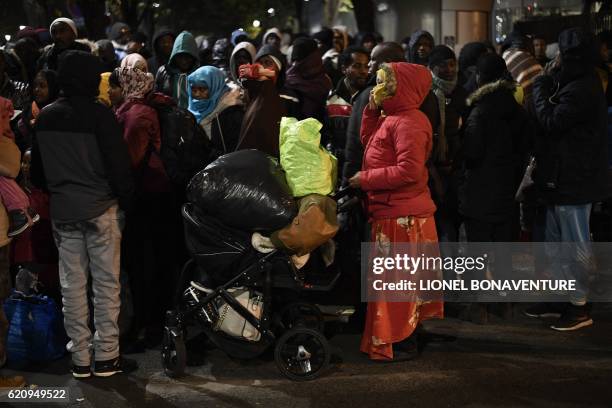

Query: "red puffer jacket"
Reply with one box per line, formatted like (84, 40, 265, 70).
(360, 62, 436, 220)
(115, 97, 171, 193)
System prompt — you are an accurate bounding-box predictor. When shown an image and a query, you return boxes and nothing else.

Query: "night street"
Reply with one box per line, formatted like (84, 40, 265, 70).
(2, 304, 611, 408)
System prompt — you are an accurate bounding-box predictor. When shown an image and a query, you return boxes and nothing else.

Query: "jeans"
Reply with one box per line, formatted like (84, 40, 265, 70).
(544, 204, 593, 305)
(53, 205, 124, 366)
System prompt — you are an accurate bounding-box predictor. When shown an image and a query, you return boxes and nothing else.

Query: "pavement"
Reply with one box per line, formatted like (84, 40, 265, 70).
(1, 303, 612, 408)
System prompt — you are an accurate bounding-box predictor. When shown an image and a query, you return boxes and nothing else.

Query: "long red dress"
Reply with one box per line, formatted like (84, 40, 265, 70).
(358, 63, 444, 360)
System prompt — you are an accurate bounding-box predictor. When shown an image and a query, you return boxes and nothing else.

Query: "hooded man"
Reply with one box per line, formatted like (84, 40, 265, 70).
(231, 29, 248, 47)
(37, 17, 91, 72)
(229, 41, 256, 83)
(408, 30, 434, 66)
(147, 27, 175, 74)
(525, 28, 608, 331)
(31, 50, 135, 378)
(262, 28, 282, 50)
(155, 31, 200, 109)
(108, 22, 132, 61)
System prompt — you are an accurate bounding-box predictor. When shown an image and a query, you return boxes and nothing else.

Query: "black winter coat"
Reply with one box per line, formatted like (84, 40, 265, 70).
(532, 66, 608, 205)
(459, 80, 531, 223)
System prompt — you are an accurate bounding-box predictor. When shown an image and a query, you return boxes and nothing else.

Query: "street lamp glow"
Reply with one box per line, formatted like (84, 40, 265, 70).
(4, 35, 10, 42)
(152, 2, 160, 7)
(252, 20, 261, 28)
(19, 25, 26, 30)
(268, 8, 275, 15)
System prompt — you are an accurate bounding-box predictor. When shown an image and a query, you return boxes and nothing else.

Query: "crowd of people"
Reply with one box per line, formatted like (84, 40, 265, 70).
(0, 15, 610, 383)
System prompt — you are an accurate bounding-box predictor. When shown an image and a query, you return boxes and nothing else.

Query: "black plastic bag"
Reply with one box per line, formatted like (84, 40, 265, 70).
(187, 149, 297, 231)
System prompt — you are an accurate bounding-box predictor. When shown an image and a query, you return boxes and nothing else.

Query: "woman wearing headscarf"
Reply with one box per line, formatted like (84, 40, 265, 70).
(285, 38, 332, 121)
(114, 55, 176, 350)
(188, 66, 243, 154)
(348, 62, 443, 361)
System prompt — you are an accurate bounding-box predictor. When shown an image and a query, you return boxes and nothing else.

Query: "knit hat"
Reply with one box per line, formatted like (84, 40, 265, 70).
(50, 18, 78, 38)
(428, 45, 456, 68)
(291, 38, 318, 62)
(476, 53, 509, 85)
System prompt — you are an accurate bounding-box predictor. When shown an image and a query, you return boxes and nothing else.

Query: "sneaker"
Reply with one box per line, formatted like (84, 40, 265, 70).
(71, 365, 91, 379)
(93, 356, 138, 377)
(523, 302, 566, 318)
(550, 304, 593, 332)
(0, 375, 26, 388)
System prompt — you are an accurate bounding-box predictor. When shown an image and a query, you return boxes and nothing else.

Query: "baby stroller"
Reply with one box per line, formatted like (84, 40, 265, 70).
(161, 188, 360, 381)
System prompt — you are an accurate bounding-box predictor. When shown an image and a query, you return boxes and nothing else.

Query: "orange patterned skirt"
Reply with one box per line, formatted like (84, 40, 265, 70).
(360, 215, 444, 360)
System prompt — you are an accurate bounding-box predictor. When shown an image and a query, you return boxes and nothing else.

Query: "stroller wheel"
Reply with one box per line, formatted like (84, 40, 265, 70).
(161, 326, 187, 378)
(279, 302, 325, 332)
(274, 327, 331, 381)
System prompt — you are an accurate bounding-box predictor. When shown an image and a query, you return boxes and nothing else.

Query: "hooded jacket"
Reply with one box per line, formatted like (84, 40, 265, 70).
(262, 28, 282, 47)
(32, 51, 134, 222)
(155, 31, 199, 109)
(408, 30, 434, 66)
(360, 63, 436, 220)
(147, 27, 175, 74)
(459, 79, 531, 222)
(532, 29, 608, 205)
(229, 42, 256, 82)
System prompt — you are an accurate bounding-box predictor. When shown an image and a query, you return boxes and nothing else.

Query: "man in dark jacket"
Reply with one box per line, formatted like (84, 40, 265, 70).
(31, 51, 136, 378)
(428, 45, 469, 242)
(460, 54, 530, 242)
(342, 42, 440, 185)
(525, 28, 608, 331)
(324, 46, 369, 174)
(37, 17, 91, 72)
(155, 31, 199, 109)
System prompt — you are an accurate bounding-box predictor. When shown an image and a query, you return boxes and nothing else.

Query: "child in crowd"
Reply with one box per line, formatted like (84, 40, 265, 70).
(0, 97, 39, 237)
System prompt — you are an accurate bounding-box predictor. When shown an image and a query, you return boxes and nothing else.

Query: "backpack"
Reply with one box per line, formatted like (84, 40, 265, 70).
(149, 95, 220, 188)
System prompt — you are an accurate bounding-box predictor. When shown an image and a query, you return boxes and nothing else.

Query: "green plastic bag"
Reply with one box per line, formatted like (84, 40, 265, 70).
(279, 117, 337, 197)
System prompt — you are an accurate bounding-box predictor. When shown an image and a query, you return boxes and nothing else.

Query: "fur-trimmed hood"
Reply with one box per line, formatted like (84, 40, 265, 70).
(467, 79, 517, 107)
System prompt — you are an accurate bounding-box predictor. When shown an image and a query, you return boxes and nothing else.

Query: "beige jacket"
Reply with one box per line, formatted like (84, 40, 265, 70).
(0, 136, 21, 247)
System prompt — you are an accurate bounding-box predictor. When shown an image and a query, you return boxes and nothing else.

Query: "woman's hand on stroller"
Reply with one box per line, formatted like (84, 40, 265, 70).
(348, 172, 361, 189)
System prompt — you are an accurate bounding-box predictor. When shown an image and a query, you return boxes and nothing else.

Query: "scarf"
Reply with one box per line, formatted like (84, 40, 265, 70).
(187, 66, 229, 124)
(431, 72, 457, 163)
(117, 66, 154, 101)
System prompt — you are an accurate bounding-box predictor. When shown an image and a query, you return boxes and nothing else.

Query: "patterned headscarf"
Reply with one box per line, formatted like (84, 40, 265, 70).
(120, 53, 149, 72)
(116, 66, 154, 101)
